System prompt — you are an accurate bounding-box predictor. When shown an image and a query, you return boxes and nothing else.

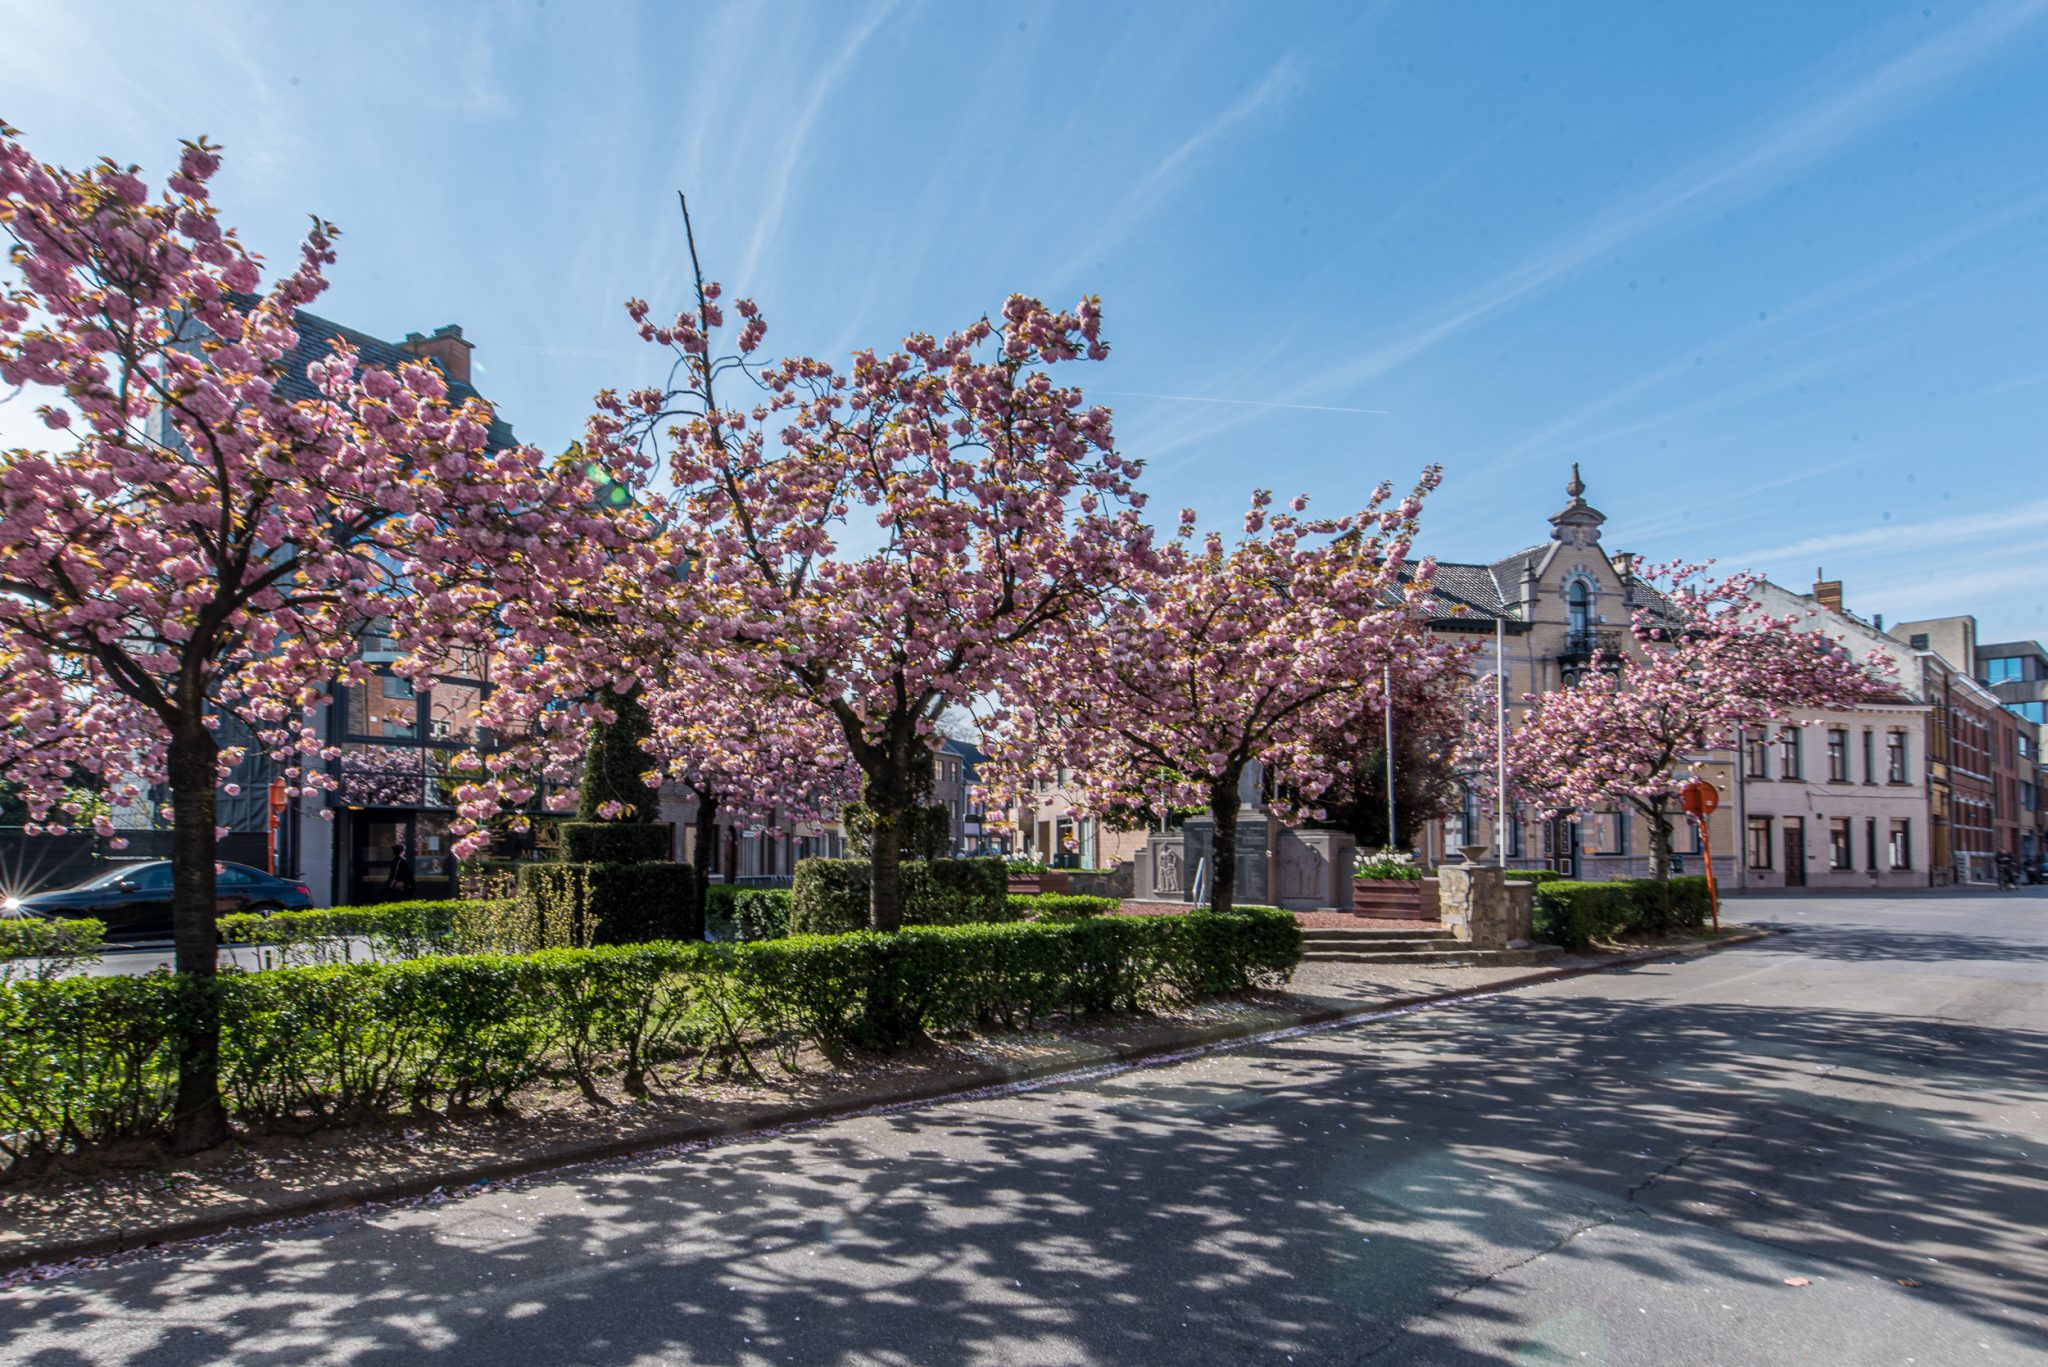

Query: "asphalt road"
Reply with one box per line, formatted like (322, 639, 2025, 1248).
(3, 890, 2044, 1366)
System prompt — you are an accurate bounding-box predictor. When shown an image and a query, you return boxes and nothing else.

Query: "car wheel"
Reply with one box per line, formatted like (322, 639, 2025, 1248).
(246, 902, 282, 917)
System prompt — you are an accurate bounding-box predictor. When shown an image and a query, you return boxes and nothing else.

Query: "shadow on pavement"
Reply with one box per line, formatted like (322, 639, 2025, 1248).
(3, 939, 2045, 1364)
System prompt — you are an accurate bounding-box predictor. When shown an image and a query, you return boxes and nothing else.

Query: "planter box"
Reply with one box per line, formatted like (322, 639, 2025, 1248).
(1351, 877, 1439, 922)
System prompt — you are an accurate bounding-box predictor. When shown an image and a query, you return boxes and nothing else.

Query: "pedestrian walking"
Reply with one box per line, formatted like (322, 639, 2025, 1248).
(388, 840, 415, 898)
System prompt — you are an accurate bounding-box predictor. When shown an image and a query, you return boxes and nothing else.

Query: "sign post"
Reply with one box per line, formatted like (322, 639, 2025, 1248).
(1678, 776, 1721, 934)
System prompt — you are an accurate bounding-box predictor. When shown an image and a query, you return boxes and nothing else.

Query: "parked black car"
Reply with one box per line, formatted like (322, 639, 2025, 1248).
(0, 861, 313, 939)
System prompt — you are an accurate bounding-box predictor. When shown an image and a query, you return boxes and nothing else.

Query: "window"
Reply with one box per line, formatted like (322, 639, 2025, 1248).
(1983, 657, 2022, 684)
(1588, 809, 1624, 855)
(1827, 729, 1850, 782)
(1861, 729, 1875, 783)
(1829, 817, 1852, 871)
(1887, 730, 1909, 783)
(1908, 633, 1929, 650)
(1889, 820, 1912, 870)
(1745, 728, 1770, 779)
(1866, 818, 1878, 874)
(1747, 816, 1773, 870)
(2013, 702, 2046, 724)
(1779, 727, 1802, 779)
(1567, 580, 1591, 638)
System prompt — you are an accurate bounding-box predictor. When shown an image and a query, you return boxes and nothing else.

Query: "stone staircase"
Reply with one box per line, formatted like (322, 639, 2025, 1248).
(1300, 926, 1565, 967)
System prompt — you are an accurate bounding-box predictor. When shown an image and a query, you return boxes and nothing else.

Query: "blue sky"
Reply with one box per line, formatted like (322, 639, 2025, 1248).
(4, 0, 2046, 642)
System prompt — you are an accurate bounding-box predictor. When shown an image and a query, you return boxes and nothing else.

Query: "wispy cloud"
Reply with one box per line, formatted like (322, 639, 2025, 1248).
(1048, 51, 1307, 286)
(1292, 0, 2048, 402)
(1490, 183, 2048, 469)
(1094, 389, 1388, 416)
(1732, 499, 2048, 568)
(731, 2, 904, 294)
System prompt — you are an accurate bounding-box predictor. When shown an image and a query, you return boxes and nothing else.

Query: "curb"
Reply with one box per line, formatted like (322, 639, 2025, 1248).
(0, 926, 1769, 1279)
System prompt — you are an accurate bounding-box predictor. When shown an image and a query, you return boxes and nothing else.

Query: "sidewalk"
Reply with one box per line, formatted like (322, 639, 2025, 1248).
(0, 925, 1766, 1282)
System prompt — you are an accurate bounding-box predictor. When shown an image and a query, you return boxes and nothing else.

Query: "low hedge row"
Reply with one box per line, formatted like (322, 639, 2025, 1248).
(0, 917, 106, 981)
(1007, 893, 1117, 921)
(0, 908, 1301, 1168)
(1505, 869, 1569, 886)
(790, 857, 1009, 934)
(1531, 876, 1711, 948)
(219, 901, 494, 965)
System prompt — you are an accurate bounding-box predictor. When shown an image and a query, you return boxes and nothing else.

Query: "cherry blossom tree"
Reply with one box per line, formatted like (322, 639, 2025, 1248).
(574, 202, 1150, 930)
(982, 473, 1445, 914)
(642, 653, 858, 922)
(0, 127, 604, 1148)
(1303, 631, 1477, 851)
(1510, 564, 1896, 881)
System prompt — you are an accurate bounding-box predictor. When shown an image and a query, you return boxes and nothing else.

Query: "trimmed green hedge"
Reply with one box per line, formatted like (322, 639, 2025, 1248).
(219, 901, 489, 964)
(1008, 893, 1117, 921)
(0, 917, 105, 982)
(791, 857, 1010, 934)
(559, 821, 672, 864)
(0, 908, 1301, 1168)
(1505, 869, 1569, 886)
(1531, 876, 1712, 948)
(517, 862, 699, 948)
(733, 888, 792, 942)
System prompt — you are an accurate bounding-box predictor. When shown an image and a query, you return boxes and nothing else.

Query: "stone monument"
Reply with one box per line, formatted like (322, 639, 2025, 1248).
(1132, 761, 1356, 909)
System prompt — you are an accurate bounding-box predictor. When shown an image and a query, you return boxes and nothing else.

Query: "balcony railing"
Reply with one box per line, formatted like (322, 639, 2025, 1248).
(1559, 629, 1624, 660)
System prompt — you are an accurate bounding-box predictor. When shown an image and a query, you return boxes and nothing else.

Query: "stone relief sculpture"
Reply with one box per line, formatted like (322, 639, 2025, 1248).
(1156, 848, 1183, 895)
(1279, 843, 1324, 902)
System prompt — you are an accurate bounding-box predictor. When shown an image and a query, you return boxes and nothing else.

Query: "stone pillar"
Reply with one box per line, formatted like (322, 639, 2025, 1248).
(1438, 860, 1512, 949)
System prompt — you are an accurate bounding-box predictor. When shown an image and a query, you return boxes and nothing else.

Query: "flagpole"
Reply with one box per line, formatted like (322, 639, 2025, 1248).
(1384, 663, 1396, 853)
(1496, 616, 1508, 862)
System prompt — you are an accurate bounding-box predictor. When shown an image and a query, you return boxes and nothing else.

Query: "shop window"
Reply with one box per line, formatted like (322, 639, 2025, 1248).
(1889, 820, 1912, 870)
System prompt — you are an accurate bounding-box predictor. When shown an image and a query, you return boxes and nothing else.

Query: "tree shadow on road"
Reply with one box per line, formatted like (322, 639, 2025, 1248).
(3, 954, 2045, 1365)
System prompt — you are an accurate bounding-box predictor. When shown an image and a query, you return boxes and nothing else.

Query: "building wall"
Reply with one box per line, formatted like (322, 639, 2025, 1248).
(1737, 703, 1931, 891)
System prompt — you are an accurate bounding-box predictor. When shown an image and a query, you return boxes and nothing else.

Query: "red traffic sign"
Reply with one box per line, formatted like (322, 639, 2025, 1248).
(1678, 777, 1720, 819)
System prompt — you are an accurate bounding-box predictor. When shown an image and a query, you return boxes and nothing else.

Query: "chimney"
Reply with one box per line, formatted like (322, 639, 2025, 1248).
(1609, 549, 1636, 584)
(399, 324, 474, 385)
(1812, 570, 1843, 616)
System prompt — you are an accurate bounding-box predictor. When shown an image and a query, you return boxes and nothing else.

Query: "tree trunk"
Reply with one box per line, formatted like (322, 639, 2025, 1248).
(1208, 776, 1243, 915)
(869, 807, 906, 932)
(1644, 802, 1673, 883)
(692, 788, 719, 933)
(167, 720, 229, 1153)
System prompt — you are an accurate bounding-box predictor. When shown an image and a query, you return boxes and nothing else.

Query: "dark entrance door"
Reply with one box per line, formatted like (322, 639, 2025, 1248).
(1546, 817, 1579, 879)
(347, 810, 457, 905)
(1783, 818, 1806, 887)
